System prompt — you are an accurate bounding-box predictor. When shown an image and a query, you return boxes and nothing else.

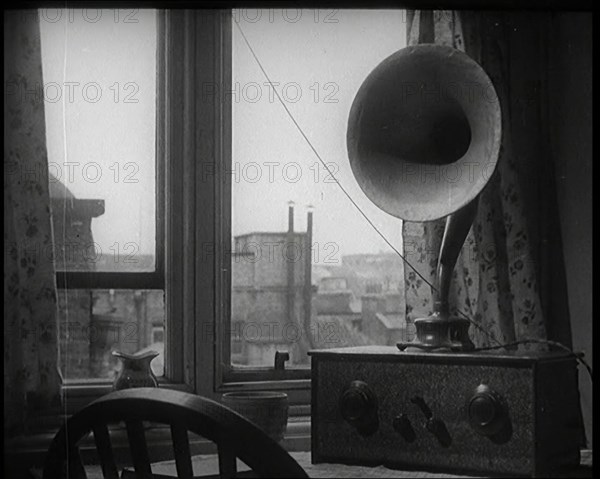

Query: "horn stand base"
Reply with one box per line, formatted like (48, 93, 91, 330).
(397, 202, 479, 353)
(397, 313, 475, 352)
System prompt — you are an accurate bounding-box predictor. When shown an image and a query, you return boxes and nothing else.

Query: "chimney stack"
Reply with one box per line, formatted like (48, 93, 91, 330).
(304, 205, 315, 349)
(286, 201, 295, 336)
(288, 200, 295, 233)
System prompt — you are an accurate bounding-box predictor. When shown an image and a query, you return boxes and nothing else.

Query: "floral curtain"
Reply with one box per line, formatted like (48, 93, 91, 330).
(402, 11, 547, 348)
(4, 9, 62, 437)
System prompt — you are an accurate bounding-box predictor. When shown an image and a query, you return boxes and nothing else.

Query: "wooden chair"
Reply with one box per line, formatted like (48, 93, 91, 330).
(43, 388, 308, 479)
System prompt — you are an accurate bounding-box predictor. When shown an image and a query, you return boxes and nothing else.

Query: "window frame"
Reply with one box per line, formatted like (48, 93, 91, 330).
(59, 8, 311, 413)
(173, 7, 311, 411)
(206, 10, 312, 401)
(53, 12, 165, 291)
(59, 9, 193, 409)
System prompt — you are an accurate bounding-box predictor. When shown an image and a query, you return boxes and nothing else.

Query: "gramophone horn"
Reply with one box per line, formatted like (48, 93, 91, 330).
(348, 44, 502, 351)
(347, 44, 501, 222)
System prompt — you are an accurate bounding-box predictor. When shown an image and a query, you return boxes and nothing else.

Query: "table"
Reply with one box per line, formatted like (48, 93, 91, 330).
(82, 449, 592, 478)
(150, 450, 593, 478)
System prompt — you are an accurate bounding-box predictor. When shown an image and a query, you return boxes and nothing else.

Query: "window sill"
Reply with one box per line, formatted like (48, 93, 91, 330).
(60, 380, 194, 415)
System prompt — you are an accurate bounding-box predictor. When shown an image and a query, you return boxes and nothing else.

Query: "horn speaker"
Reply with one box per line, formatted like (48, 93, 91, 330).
(347, 44, 502, 351)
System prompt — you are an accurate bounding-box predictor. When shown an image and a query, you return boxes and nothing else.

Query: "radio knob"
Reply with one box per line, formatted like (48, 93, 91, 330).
(467, 384, 507, 437)
(340, 380, 378, 436)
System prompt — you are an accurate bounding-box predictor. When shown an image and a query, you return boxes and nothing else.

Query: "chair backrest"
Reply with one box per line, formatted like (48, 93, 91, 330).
(43, 388, 308, 479)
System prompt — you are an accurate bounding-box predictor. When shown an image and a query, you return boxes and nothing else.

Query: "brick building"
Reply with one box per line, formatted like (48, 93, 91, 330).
(313, 253, 411, 346)
(51, 177, 105, 379)
(52, 177, 164, 380)
(231, 204, 314, 367)
(341, 252, 406, 297)
(360, 293, 411, 345)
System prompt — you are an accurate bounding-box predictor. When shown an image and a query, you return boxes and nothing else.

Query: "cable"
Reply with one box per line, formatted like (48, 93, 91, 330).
(464, 317, 503, 346)
(233, 18, 436, 292)
(474, 339, 593, 381)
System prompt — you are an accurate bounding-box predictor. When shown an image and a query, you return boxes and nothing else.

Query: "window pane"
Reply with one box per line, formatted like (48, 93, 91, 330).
(230, 10, 410, 369)
(58, 289, 165, 380)
(39, 9, 157, 272)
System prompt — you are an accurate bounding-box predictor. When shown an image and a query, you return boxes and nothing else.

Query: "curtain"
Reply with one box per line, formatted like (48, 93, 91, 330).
(4, 10, 62, 437)
(402, 11, 547, 349)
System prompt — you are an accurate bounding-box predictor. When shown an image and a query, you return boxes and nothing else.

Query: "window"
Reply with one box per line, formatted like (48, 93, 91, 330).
(39, 9, 173, 386)
(224, 9, 411, 387)
(41, 8, 160, 276)
(38, 8, 412, 412)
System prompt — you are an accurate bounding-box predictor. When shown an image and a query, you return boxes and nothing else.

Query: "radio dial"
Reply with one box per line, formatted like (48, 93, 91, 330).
(467, 384, 507, 437)
(340, 380, 378, 436)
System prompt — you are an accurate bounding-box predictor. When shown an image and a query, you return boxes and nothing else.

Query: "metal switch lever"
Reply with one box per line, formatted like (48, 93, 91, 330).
(274, 351, 290, 371)
(426, 417, 452, 447)
(411, 396, 452, 447)
(393, 414, 416, 442)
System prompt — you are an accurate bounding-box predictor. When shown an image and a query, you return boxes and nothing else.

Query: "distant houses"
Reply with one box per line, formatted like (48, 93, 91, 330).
(52, 188, 413, 380)
(312, 254, 411, 347)
(230, 203, 314, 367)
(230, 205, 413, 367)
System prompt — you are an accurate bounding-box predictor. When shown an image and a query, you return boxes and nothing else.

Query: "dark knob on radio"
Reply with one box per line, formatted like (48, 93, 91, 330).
(467, 384, 508, 437)
(340, 380, 378, 436)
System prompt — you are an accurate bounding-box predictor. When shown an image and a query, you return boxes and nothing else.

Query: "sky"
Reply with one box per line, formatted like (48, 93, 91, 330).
(40, 8, 407, 264)
(232, 9, 407, 261)
(39, 8, 157, 261)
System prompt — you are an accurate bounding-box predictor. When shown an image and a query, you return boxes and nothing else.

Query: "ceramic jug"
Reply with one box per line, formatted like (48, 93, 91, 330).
(112, 350, 160, 390)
